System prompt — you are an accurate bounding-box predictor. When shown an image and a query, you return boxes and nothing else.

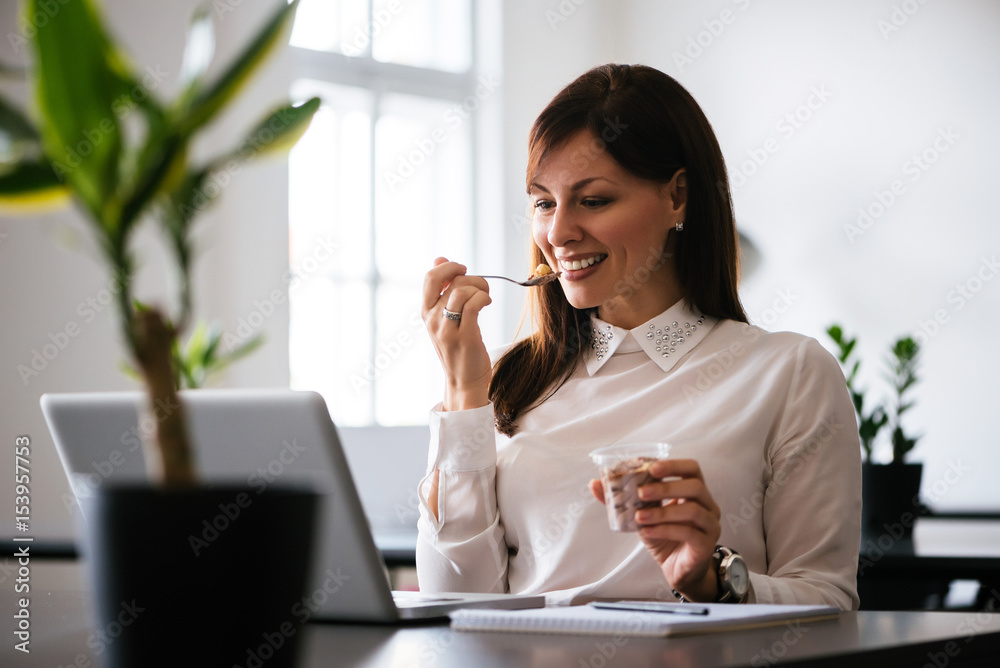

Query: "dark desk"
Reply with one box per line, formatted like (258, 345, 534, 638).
(858, 516, 1000, 610)
(6, 562, 1000, 667)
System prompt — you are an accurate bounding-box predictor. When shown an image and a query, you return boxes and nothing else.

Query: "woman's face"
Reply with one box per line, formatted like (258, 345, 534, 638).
(530, 129, 686, 329)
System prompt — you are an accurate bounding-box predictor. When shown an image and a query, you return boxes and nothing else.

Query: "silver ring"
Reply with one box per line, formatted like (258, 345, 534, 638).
(443, 309, 462, 321)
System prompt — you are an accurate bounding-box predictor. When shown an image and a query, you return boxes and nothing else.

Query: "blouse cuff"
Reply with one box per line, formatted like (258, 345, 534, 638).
(427, 402, 497, 472)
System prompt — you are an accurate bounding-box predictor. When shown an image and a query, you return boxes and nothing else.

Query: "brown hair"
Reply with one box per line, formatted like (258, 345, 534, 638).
(490, 64, 747, 435)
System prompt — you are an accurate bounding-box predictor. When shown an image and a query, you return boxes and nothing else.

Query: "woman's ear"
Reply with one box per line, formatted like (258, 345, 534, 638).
(668, 168, 687, 218)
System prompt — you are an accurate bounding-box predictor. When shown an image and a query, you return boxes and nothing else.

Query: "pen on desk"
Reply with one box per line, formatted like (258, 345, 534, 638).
(589, 601, 710, 616)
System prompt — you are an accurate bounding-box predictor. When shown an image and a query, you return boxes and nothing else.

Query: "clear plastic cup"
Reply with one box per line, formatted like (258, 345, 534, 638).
(589, 443, 671, 532)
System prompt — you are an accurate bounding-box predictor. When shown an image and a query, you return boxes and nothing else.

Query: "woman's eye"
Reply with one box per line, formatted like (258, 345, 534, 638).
(582, 198, 611, 209)
(533, 200, 555, 211)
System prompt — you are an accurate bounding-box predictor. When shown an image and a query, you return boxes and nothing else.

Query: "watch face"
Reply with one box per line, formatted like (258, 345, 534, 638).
(728, 556, 750, 596)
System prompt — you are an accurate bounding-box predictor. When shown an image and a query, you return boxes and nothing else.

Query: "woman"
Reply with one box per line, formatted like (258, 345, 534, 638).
(418, 64, 861, 609)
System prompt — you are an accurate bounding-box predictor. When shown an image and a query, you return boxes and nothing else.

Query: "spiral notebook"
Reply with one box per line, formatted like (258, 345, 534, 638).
(450, 602, 841, 638)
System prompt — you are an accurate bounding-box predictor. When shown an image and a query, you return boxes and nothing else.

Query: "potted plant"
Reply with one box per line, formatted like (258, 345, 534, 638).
(2, 1, 321, 665)
(828, 326, 924, 545)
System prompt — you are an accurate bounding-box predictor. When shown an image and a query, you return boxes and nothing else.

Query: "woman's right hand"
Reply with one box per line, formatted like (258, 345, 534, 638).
(421, 257, 493, 411)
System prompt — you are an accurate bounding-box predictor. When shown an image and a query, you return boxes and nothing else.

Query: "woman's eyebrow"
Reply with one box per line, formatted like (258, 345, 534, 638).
(529, 176, 618, 194)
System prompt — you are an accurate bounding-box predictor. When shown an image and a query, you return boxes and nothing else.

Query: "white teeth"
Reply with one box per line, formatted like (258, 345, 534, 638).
(561, 255, 606, 271)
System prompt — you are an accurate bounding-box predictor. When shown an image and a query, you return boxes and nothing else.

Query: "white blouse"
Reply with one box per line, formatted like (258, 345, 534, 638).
(415, 300, 862, 610)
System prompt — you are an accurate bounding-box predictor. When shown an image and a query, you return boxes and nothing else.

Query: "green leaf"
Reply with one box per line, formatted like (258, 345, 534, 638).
(28, 0, 136, 226)
(159, 97, 320, 231)
(217, 97, 321, 165)
(118, 134, 187, 236)
(200, 327, 224, 367)
(0, 161, 70, 212)
(183, 321, 211, 361)
(847, 359, 860, 385)
(176, 0, 301, 136)
(207, 332, 264, 375)
(118, 359, 142, 382)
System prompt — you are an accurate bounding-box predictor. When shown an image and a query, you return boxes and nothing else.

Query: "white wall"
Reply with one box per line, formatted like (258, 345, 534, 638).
(498, 0, 1000, 509)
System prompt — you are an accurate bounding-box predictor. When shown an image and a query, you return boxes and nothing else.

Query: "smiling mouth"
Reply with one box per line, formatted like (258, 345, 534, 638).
(559, 254, 607, 271)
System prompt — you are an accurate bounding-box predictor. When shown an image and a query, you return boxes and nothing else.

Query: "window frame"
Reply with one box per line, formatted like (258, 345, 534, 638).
(286, 0, 504, 426)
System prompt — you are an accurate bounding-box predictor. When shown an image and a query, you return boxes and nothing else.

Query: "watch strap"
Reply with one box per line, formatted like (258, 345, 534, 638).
(671, 545, 747, 604)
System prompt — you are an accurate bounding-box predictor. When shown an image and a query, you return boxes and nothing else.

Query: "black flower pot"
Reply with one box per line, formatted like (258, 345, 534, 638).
(80, 484, 318, 668)
(861, 462, 924, 548)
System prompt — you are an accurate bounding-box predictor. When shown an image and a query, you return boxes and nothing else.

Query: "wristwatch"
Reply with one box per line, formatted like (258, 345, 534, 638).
(713, 545, 750, 603)
(671, 545, 750, 604)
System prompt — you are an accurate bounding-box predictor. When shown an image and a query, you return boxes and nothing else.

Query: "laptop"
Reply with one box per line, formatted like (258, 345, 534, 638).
(40, 389, 545, 621)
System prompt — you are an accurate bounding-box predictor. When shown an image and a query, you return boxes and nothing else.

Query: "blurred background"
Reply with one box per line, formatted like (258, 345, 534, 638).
(2, 0, 998, 544)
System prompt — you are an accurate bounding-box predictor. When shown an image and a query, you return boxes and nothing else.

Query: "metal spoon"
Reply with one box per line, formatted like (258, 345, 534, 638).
(474, 272, 562, 287)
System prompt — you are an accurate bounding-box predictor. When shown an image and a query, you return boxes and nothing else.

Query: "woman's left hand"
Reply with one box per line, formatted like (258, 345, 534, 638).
(589, 458, 722, 601)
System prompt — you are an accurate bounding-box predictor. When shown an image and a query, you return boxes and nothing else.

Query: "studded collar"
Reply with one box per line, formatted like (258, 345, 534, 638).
(584, 300, 718, 376)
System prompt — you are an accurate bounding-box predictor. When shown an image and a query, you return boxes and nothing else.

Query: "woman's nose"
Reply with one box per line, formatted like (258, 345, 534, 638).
(547, 207, 584, 247)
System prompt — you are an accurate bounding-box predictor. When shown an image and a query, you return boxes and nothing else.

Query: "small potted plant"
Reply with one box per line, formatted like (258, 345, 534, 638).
(2, 1, 320, 665)
(828, 326, 924, 544)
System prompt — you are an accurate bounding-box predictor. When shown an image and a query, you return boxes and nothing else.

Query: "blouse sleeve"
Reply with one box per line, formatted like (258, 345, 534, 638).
(748, 337, 862, 610)
(415, 403, 509, 593)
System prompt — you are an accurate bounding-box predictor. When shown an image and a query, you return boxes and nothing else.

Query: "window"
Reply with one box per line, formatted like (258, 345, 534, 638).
(287, 0, 501, 426)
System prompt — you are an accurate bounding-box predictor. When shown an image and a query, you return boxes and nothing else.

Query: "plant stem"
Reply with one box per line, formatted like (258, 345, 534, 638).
(133, 308, 197, 486)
